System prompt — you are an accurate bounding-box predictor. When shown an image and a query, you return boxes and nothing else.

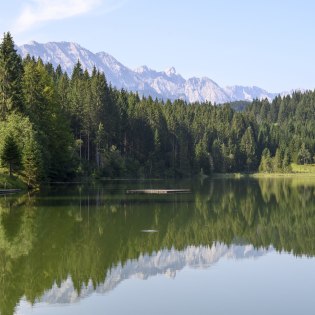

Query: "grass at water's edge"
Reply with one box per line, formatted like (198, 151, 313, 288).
(291, 163, 315, 173)
(250, 173, 315, 178)
(252, 164, 315, 178)
(210, 164, 315, 179)
(0, 173, 28, 190)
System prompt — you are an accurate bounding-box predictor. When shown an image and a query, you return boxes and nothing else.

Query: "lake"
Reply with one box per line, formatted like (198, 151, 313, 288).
(1, 178, 315, 315)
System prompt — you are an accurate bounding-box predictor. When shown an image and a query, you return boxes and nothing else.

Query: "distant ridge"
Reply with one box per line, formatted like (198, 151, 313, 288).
(17, 41, 279, 104)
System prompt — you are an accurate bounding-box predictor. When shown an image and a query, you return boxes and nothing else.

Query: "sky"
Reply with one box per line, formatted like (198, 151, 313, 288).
(0, 0, 314, 92)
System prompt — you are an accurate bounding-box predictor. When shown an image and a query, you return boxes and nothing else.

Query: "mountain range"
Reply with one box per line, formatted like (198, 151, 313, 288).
(17, 41, 279, 104)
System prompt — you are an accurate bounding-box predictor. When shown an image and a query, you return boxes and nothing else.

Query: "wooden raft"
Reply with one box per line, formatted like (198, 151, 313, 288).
(126, 189, 191, 194)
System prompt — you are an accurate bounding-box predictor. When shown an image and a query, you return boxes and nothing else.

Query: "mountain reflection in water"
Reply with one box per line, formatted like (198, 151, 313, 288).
(35, 244, 271, 305)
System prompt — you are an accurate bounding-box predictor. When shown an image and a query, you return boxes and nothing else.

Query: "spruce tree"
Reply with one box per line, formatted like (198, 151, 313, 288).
(282, 149, 292, 173)
(1, 134, 21, 176)
(259, 148, 272, 173)
(22, 59, 46, 126)
(0, 32, 23, 118)
(273, 148, 283, 172)
(298, 143, 311, 165)
(23, 135, 44, 186)
(240, 127, 257, 171)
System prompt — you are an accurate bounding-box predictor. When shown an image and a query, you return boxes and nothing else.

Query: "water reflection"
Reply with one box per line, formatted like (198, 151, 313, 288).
(31, 244, 270, 304)
(0, 178, 315, 315)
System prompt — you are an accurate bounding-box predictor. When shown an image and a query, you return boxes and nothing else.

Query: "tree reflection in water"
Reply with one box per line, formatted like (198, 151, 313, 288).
(1, 178, 315, 315)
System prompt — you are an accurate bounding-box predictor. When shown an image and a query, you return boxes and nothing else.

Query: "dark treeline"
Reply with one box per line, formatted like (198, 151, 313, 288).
(1, 33, 315, 184)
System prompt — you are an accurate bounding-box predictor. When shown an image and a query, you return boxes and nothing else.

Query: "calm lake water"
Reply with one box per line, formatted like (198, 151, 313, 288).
(1, 178, 315, 315)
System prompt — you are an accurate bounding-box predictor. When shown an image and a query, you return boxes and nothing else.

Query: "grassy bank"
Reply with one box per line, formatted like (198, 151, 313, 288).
(209, 163, 315, 180)
(291, 163, 315, 173)
(251, 173, 315, 178)
(0, 173, 28, 190)
(252, 163, 315, 178)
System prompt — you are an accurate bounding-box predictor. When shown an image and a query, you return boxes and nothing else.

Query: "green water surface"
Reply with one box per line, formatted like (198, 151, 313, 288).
(1, 178, 315, 315)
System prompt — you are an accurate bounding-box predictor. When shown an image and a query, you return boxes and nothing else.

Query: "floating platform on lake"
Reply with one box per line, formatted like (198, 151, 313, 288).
(126, 189, 191, 195)
(0, 189, 21, 195)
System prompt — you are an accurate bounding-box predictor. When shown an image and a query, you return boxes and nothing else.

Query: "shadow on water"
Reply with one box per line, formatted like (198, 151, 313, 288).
(1, 177, 315, 314)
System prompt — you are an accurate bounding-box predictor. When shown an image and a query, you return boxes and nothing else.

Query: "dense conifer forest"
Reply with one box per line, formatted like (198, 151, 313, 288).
(0, 32, 315, 185)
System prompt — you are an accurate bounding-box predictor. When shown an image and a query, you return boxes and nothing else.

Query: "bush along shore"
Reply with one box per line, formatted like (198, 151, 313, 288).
(0, 173, 27, 191)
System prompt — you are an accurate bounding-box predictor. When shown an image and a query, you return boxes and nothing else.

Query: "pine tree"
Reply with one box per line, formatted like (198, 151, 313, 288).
(23, 135, 44, 186)
(69, 60, 85, 136)
(273, 148, 283, 172)
(259, 148, 273, 173)
(282, 149, 292, 173)
(240, 127, 257, 171)
(0, 32, 23, 118)
(95, 122, 106, 168)
(297, 143, 311, 165)
(195, 137, 210, 174)
(1, 134, 21, 176)
(22, 59, 46, 126)
(211, 139, 222, 172)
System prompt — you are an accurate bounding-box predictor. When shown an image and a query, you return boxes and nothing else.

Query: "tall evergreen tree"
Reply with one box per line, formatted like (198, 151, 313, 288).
(282, 149, 292, 173)
(0, 134, 21, 176)
(273, 148, 283, 172)
(23, 135, 44, 186)
(298, 143, 311, 165)
(240, 127, 257, 171)
(0, 32, 23, 118)
(259, 148, 273, 173)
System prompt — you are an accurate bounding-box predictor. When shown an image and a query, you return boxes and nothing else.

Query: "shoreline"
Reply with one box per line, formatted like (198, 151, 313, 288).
(1, 171, 315, 192)
(0, 189, 22, 195)
(250, 173, 315, 178)
(0, 173, 28, 191)
(212, 172, 315, 179)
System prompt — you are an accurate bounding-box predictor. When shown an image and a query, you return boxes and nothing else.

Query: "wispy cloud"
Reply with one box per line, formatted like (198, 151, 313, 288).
(13, 0, 102, 33)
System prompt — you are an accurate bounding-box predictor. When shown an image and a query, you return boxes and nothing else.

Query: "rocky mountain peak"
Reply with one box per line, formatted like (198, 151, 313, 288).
(17, 41, 279, 104)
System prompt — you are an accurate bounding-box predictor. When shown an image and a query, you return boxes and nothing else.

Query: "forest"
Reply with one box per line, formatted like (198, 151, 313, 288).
(0, 32, 315, 185)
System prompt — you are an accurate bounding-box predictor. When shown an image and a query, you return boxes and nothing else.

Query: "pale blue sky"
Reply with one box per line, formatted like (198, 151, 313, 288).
(0, 0, 315, 92)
